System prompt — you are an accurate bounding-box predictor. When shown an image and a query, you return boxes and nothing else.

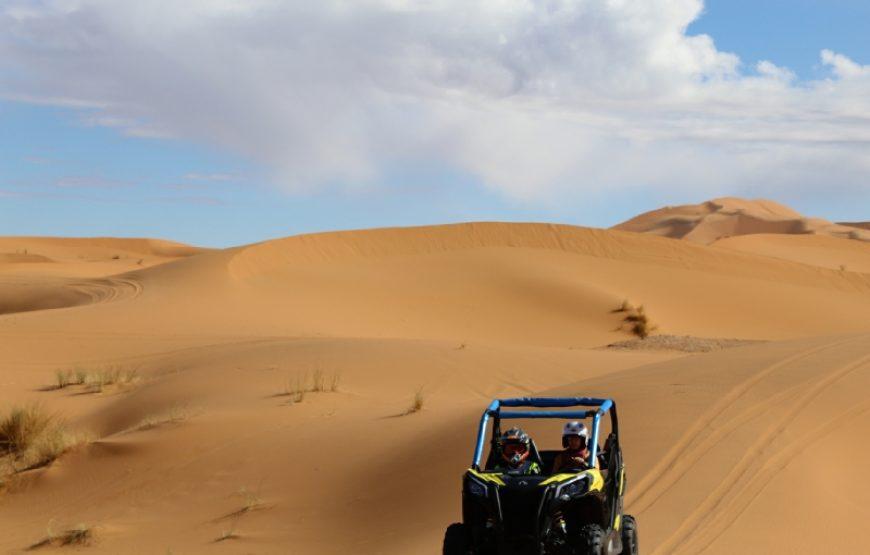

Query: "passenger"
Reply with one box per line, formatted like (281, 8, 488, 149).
(494, 428, 541, 475)
(553, 421, 591, 472)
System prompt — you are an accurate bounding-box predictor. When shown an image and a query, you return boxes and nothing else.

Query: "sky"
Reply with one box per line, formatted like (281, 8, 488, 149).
(1, 0, 868, 247)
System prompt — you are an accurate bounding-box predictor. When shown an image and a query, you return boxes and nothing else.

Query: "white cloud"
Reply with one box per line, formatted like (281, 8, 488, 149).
(0, 0, 868, 200)
(821, 49, 870, 80)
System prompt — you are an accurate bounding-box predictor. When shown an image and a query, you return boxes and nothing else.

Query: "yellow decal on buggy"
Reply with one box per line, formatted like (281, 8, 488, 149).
(468, 468, 505, 486)
(540, 473, 580, 486)
(540, 469, 604, 492)
(618, 468, 625, 496)
(614, 514, 621, 531)
(588, 469, 604, 491)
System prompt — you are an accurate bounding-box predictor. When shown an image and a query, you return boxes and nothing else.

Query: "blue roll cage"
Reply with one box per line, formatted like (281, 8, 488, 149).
(472, 397, 616, 470)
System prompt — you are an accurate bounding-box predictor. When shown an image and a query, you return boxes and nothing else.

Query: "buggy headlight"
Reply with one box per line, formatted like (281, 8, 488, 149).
(556, 476, 589, 499)
(468, 478, 488, 497)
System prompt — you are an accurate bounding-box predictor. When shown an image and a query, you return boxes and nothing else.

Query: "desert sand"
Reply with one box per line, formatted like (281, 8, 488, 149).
(1, 199, 870, 553)
(614, 197, 870, 244)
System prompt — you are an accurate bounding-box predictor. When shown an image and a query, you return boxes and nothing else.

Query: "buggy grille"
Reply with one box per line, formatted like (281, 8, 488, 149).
(498, 482, 547, 538)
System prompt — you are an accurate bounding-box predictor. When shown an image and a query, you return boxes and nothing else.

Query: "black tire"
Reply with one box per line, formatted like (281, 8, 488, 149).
(575, 523, 606, 555)
(620, 515, 638, 555)
(443, 522, 470, 555)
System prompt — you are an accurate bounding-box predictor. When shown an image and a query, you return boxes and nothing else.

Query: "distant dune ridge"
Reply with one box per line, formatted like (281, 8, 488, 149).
(613, 196, 870, 244)
(0, 198, 869, 554)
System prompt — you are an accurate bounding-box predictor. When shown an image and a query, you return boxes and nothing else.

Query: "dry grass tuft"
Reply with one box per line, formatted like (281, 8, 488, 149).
(403, 387, 425, 415)
(25, 428, 83, 470)
(329, 372, 341, 392)
(0, 406, 54, 454)
(30, 522, 94, 550)
(48, 365, 139, 394)
(1, 406, 88, 474)
(126, 404, 196, 434)
(237, 486, 263, 513)
(281, 366, 341, 402)
(55, 370, 73, 390)
(216, 526, 239, 542)
(311, 367, 325, 392)
(85, 366, 140, 393)
(611, 299, 632, 313)
(615, 302, 657, 339)
(52, 524, 93, 546)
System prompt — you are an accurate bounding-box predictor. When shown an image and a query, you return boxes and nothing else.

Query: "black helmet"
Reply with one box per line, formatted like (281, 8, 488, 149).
(500, 428, 531, 466)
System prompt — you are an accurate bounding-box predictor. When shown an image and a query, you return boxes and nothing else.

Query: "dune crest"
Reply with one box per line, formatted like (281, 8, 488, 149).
(613, 197, 870, 244)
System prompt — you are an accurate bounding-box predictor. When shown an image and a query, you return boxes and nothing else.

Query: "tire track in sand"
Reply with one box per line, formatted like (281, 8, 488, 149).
(632, 376, 807, 515)
(655, 350, 870, 554)
(630, 337, 859, 508)
(66, 276, 143, 305)
(686, 399, 870, 553)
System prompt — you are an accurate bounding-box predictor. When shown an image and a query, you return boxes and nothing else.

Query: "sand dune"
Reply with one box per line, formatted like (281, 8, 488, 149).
(1, 219, 870, 553)
(0, 237, 202, 315)
(713, 233, 870, 273)
(614, 197, 870, 244)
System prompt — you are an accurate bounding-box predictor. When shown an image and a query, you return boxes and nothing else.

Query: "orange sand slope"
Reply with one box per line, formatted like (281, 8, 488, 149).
(1, 219, 870, 553)
(713, 233, 870, 273)
(614, 197, 870, 245)
(0, 236, 206, 315)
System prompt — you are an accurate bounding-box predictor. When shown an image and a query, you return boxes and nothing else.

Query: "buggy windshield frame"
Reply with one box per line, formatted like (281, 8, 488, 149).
(471, 397, 617, 470)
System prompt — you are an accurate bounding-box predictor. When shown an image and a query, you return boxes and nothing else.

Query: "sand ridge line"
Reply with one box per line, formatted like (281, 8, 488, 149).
(629, 336, 860, 505)
(656, 350, 870, 554)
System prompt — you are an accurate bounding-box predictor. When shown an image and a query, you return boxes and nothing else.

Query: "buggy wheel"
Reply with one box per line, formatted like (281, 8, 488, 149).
(574, 523, 605, 555)
(443, 522, 471, 555)
(620, 515, 638, 555)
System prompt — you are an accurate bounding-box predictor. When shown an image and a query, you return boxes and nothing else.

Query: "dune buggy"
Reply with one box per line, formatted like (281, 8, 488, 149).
(443, 397, 638, 555)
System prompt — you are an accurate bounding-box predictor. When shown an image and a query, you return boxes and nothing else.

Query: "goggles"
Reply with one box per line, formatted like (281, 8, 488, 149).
(503, 443, 528, 456)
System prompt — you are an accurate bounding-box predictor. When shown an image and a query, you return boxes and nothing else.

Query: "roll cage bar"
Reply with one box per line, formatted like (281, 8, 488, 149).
(471, 397, 618, 471)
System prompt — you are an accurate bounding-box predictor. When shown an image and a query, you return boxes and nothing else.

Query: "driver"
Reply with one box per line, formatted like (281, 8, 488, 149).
(494, 427, 541, 475)
(552, 421, 590, 472)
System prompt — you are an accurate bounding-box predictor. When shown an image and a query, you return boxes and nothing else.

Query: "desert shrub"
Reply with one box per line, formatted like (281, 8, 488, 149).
(623, 305, 655, 339)
(0, 406, 54, 454)
(615, 302, 657, 339)
(0, 406, 87, 472)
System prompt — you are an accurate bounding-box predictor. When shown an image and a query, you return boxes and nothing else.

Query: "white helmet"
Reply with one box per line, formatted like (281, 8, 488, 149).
(562, 421, 588, 447)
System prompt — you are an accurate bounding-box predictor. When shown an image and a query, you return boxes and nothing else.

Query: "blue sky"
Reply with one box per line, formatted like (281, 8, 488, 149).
(1, 1, 868, 247)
